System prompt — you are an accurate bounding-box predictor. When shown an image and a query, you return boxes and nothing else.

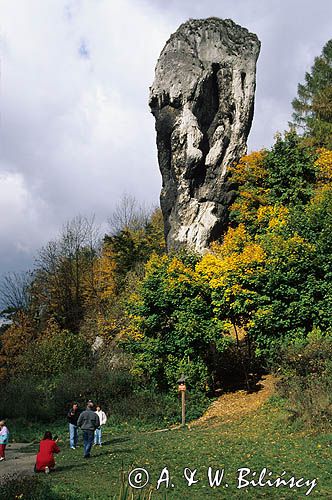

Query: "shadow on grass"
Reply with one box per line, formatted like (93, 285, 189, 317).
(55, 463, 90, 473)
(95, 447, 137, 456)
(104, 436, 131, 445)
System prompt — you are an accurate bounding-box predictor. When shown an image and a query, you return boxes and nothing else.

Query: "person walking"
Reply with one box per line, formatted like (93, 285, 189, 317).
(0, 420, 9, 461)
(35, 431, 60, 473)
(77, 402, 100, 458)
(67, 402, 80, 449)
(94, 405, 107, 447)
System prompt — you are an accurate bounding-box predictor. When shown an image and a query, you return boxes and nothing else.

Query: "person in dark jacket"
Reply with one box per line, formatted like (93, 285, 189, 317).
(67, 402, 80, 449)
(77, 402, 100, 458)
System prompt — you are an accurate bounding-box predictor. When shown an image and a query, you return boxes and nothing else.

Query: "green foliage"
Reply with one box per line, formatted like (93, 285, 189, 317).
(277, 333, 332, 427)
(1, 72, 331, 430)
(228, 133, 318, 234)
(264, 132, 317, 205)
(7, 418, 66, 443)
(291, 39, 332, 148)
(104, 208, 165, 289)
(123, 135, 332, 387)
(16, 324, 91, 379)
(0, 365, 210, 431)
(0, 368, 137, 422)
(53, 368, 136, 414)
(122, 253, 225, 392)
(107, 388, 210, 429)
(222, 135, 332, 361)
(250, 233, 317, 353)
(0, 374, 52, 421)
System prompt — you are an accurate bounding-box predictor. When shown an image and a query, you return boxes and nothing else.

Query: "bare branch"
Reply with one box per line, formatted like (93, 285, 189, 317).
(108, 193, 154, 235)
(0, 271, 33, 311)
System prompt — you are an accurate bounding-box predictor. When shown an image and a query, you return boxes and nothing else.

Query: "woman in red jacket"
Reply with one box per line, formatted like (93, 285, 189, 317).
(35, 431, 60, 473)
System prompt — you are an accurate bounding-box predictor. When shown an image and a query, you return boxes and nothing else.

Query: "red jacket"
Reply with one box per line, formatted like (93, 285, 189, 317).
(35, 439, 60, 471)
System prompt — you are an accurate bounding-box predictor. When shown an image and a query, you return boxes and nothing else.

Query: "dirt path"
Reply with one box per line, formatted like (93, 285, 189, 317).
(0, 443, 36, 480)
(189, 374, 276, 428)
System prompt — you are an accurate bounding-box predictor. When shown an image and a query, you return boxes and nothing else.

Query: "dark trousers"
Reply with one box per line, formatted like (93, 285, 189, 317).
(83, 430, 94, 457)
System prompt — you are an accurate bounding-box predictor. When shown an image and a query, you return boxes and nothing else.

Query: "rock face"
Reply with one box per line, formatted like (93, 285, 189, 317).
(149, 18, 260, 252)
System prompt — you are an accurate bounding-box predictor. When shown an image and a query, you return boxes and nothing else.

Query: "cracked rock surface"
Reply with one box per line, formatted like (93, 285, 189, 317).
(149, 18, 260, 252)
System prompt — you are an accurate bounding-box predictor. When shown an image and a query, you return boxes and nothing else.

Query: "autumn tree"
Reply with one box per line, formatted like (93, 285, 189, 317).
(105, 206, 165, 288)
(108, 193, 152, 235)
(15, 318, 91, 378)
(121, 252, 224, 392)
(229, 132, 317, 235)
(34, 215, 100, 332)
(228, 150, 269, 232)
(0, 311, 36, 381)
(82, 204, 165, 344)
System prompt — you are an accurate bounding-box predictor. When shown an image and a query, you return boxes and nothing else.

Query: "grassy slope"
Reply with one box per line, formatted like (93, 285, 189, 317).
(27, 400, 332, 499)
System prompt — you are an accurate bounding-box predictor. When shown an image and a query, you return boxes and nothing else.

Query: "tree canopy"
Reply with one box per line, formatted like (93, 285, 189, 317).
(291, 39, 332, 148)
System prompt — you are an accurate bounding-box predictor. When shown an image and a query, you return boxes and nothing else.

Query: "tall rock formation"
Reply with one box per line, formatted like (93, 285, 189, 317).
(149, 18, 260, 252)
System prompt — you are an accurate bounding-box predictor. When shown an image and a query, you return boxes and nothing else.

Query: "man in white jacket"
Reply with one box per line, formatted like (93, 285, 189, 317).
(94, 405, 107, 446)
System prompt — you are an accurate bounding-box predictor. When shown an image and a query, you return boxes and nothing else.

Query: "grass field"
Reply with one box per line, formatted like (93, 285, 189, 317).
(8, 398, 331, 499)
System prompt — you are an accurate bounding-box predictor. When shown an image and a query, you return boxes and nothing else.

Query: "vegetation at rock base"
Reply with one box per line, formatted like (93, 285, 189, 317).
(2, 129, 331, 426)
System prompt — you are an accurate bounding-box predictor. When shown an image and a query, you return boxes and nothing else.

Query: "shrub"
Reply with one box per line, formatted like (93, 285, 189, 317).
(108, 388, 210, 428)
(0, 375, 56, 421)
(16, 324, 92, 378)
(0, 368, 137, 422)
(0, 474, 69, 500)
(276, 333, 332, 427)
(54, 367, 137, 414)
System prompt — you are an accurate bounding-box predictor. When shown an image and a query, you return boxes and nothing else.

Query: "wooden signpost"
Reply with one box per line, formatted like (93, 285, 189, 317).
(177, 374, 186, 427)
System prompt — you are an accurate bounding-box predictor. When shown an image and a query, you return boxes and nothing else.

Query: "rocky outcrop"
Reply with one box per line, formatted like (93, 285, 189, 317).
(149, 18, 260, 252)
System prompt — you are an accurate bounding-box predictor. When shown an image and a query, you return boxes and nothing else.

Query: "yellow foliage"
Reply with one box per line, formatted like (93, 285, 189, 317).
(0, 311, 36, 379)
(256, 205, 289, 230)
(95, 243, 117, 301)
(231, 188, 270, 226)
(40, 317, 62, 340)
(96, 312, 118, 339)
(145, 253, 169, 276)
(197, 225, 266, 289)
(166, 257, 198, 290)
(119, 321, 144, 342)
(229, 151, 271, 226)
(315, 148, 332, 185)
(229, 150, 268, 185)
(210, 224, 249, 257)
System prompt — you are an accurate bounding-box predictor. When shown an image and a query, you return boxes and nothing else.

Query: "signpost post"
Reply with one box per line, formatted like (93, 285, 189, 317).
(177, 374, 186, 427)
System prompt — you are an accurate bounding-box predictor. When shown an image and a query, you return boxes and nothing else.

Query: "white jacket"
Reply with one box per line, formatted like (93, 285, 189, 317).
(95, 410, 107, 426)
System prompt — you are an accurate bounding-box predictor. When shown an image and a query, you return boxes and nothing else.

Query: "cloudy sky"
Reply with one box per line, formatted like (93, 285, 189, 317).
(0, 0, 331, 278)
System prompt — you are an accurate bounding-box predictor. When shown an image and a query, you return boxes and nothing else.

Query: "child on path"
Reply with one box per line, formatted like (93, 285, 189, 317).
(94, 405, 107, 446)
(0, 420, 9, 461)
